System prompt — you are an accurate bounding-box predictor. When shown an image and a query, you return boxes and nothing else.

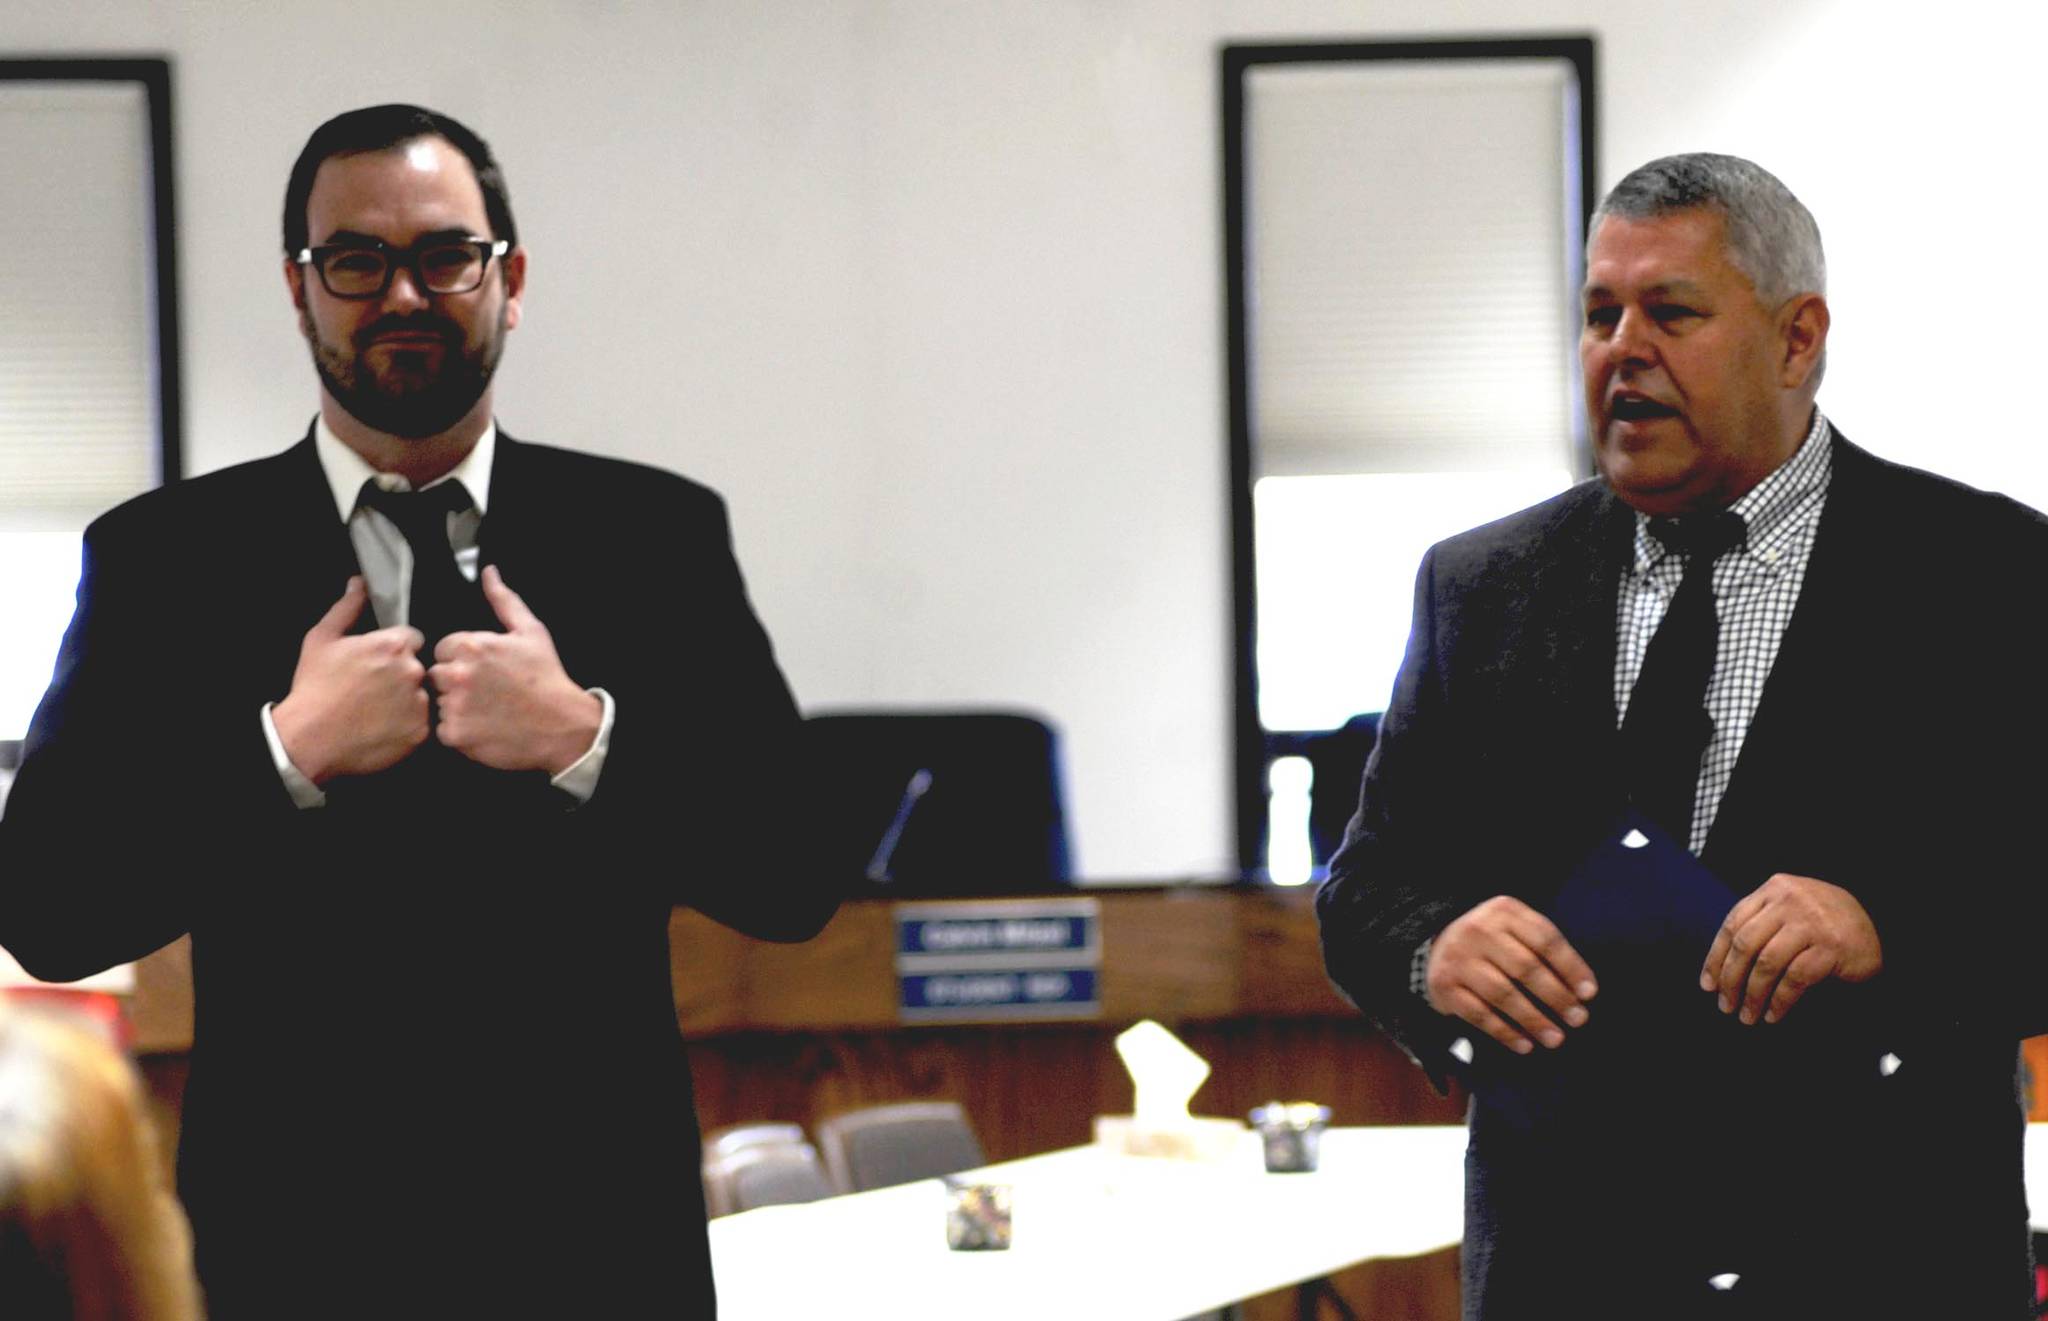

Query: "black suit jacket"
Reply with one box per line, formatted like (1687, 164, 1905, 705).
(0, 431, 841, 1317)
(1319, 434, 2048, 1318)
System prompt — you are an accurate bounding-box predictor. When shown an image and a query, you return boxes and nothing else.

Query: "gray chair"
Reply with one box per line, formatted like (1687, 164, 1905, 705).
(701, 1121, 814, 1217)
(702, 1120, 807, 1165)
(705, 1142, 836, 1216)
(816, 1100, 987, 1193)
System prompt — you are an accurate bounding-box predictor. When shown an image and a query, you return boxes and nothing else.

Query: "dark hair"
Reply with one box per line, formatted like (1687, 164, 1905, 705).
(281, 103, 517, 256)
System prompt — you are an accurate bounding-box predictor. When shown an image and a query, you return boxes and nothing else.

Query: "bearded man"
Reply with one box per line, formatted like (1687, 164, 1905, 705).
(0, 104, 838, 1317)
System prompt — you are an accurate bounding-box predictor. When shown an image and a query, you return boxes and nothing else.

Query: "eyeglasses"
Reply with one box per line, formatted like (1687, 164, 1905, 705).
(295, 237, 510, 299)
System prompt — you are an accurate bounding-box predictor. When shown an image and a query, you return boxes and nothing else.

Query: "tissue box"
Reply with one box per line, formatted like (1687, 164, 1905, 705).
(1092, 1114, 1246, 1162)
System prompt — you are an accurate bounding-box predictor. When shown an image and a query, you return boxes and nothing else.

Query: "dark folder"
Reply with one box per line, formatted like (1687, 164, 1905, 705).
(1447, 810, 1888, 1135)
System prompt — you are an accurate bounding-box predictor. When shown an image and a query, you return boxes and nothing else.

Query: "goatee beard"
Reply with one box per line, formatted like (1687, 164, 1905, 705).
(303, 308, 503, 439)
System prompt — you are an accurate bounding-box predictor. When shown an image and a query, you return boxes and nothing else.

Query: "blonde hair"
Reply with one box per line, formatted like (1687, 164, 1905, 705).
(0, 1003, 201, 1320)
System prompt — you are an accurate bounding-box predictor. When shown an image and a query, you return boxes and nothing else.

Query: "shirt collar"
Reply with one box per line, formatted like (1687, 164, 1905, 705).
(1633, 410, 1833, 573)
(312, 415, 496, 523)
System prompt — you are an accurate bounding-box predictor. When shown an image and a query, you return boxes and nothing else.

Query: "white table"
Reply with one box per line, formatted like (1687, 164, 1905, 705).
(708, 1125, 1468, 1320)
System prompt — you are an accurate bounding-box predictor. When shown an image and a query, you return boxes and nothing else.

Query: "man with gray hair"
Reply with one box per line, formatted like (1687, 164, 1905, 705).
(1320, 151, 2048, 1316)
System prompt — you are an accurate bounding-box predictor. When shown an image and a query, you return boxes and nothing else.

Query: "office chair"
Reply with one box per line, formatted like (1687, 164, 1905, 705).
(701, 1121, 807, 1165)
(803, 710, 1074, 897)
(701, 1122, 813, 1217)
(815, 1101, 987, 1194)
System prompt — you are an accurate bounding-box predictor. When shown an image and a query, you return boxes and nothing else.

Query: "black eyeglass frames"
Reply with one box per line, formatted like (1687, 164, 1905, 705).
(295, 237, 511, 300)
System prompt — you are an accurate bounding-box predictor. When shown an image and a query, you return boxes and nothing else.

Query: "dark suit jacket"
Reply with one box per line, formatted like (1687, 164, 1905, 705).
(0, 431, 841, 1317)
(1319, 434, 2048, 1318)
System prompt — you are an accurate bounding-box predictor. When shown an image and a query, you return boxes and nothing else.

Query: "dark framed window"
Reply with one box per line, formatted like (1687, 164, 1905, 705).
(1222, 37, 1597, 881)
(0, 59, 181, 743)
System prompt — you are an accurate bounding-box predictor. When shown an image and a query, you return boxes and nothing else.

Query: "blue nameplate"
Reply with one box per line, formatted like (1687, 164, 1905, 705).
(900, 968, 1099, 1021)
(895, 899, 1101, 1023)
(898, 913, 1093, 958)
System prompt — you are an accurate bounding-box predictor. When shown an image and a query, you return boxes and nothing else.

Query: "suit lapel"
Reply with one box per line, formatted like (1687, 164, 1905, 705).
(262, 429, 373, 635)
(1531, 485, 1634, 783)
(473, 431, 550, 608)
(1455, 483, 1637, 898)
(1703, 436, 1886, 871)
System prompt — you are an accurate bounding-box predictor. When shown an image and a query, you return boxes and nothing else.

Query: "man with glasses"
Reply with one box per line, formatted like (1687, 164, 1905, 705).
(0, 104, 839, 1316)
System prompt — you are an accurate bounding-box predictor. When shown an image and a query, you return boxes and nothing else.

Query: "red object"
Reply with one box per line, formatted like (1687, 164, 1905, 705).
(0, 987, 131, 1050)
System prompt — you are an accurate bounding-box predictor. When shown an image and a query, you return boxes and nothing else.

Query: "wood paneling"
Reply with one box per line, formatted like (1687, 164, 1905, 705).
(129, 932, 192, 1054)
(669, 885, 1462, 1178)
(666, 884, 1362, 1035)
(683, 1016, 1461, 1163)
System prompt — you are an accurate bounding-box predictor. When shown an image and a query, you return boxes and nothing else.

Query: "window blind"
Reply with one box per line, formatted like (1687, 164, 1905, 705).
(1246, 60, 1580, 479)
(0, 76, 165, 738)
(0, 81, 160, 510)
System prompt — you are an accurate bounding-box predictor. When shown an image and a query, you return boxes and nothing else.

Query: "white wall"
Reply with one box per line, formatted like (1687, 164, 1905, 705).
(3, 0, 2040, 878)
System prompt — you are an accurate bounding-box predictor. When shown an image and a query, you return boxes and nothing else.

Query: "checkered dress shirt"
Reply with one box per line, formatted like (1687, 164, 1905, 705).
(1614, 409, 1834, 855)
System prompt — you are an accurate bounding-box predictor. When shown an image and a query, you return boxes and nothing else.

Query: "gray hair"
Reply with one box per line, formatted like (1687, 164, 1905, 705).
(1591, 153, 1826, 305)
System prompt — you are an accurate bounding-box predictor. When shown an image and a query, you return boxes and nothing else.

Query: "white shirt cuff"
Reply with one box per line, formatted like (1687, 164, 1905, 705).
(261, 701, 326, 810)
(549, 687, 614, 804)
(262, 690, 611, 809)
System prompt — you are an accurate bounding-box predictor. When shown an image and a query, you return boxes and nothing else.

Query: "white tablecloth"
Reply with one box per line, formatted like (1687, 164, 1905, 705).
(709, 1125, 1468, 1321)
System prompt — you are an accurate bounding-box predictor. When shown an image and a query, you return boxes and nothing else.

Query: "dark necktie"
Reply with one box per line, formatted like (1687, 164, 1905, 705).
(1620, 509, 1746, 849)
(355, 478, 489, 656)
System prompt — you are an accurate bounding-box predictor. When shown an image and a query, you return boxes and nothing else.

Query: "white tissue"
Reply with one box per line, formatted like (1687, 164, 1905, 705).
(1093, 1019, 1246, 1159)
(1116, 1019, 1210, 1130)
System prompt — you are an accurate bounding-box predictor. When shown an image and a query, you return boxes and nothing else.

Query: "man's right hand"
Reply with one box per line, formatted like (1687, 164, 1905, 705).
(1426, 895, 1599, 1055)
(271, 576, 429, 785)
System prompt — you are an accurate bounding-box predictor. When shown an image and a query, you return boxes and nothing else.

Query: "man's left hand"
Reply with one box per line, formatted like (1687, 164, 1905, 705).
(430, 566, 602, 774)
(1699, 873, 1882, 1025)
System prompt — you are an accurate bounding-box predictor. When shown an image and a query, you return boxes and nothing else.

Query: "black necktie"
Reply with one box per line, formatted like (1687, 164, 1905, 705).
(356, 478, 489, 656)
(1620, 509, 1746, 849)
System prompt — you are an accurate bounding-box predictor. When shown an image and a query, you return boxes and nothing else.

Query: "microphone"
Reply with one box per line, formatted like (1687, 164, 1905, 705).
(866, 768, 934, 886)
